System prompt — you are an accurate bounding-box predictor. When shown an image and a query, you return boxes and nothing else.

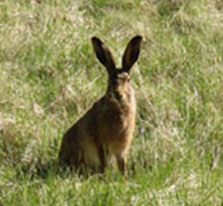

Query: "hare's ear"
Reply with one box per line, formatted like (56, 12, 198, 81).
(122, 35, 142, 73)
(91, 37, 116, 74)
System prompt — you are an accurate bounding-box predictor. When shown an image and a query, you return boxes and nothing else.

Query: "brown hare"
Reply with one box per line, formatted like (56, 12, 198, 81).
(59, 35, 142, 177)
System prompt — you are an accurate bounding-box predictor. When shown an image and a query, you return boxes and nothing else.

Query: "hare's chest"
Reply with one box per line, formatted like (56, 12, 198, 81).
(101, 107, 135, 138)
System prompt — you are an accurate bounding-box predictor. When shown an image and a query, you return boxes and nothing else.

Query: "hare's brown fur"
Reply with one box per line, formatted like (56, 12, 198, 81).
(59, 36, 142, 176)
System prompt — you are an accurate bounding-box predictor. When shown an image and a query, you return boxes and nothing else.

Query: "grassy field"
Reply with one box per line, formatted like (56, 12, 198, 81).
(1, 0, 223, 205)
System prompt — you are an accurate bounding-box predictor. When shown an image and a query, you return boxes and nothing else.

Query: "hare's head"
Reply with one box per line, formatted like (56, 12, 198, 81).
(91, 36, 142, 100)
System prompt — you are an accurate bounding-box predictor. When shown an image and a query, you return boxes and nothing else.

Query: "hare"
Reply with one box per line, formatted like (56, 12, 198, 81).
(59, 35, 142, 177)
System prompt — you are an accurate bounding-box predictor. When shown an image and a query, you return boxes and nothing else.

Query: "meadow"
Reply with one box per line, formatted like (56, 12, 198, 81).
(1, 0, 223, 205)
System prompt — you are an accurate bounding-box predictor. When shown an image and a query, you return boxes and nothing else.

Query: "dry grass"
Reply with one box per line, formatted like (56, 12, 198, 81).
(1, 0, 223, 205)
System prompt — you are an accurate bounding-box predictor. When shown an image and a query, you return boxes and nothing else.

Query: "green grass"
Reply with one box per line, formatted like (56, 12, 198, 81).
(1, 0, 223, 205)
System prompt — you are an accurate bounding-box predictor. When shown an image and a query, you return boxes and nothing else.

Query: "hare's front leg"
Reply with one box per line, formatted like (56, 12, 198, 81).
(116, 155, 127, 178)
(98, 145, 107, 173)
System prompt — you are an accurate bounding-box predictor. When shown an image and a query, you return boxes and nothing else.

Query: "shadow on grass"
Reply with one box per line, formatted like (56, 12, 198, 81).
(15, 157, 105, 181)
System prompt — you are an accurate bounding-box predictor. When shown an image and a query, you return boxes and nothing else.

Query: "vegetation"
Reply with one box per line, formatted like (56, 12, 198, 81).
(1, 0, 223, 205)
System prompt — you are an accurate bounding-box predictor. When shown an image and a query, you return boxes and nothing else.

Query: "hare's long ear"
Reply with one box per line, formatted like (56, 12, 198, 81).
(91, 37, 116, 75)
(122, 35, 142, 73)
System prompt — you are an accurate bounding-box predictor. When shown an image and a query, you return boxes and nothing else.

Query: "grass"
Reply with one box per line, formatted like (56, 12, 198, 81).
(1, 0, 223, 205)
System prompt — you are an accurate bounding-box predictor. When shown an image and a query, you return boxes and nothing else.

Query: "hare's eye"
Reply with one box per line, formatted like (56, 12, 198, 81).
(111, 78, 117, 85)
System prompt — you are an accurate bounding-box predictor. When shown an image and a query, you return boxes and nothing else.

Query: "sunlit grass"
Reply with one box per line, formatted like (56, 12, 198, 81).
(1, 0, 223, 205)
